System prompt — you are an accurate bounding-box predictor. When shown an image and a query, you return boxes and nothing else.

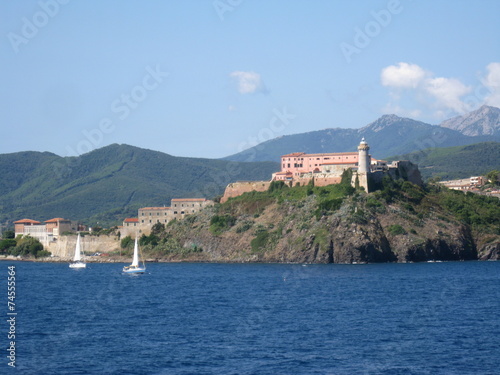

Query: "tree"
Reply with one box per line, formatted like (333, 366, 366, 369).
(121, 235, 133, 249)
(0, 239, 17, 253)
(486, 170, 500, 186)
(2, 230, 15, 239)
(151, 222, 165, 236)
(10, 236, 47, 258)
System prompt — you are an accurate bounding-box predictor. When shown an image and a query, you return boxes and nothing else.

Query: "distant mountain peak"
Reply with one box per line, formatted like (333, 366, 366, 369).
(440, 105, 500, 136)
(360, 114, 420, 133)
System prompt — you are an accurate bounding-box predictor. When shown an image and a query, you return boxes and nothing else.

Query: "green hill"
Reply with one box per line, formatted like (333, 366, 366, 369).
(387, 142, 500, 181)
(0, 144, 279, 227)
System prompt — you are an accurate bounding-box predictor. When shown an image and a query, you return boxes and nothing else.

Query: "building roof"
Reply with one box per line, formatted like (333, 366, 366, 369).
(171, 198, 208, 202)
(282, 152, 358, 158)
(14, 219, 41, 224)
(124, 218, 139, 223)
(139, 207, 170, 210)
(45, 218, 70, 223)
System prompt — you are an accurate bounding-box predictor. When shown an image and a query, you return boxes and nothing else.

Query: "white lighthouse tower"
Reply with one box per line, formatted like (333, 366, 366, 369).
(357, 138, 371, 174)
(356, 138, 371, 191)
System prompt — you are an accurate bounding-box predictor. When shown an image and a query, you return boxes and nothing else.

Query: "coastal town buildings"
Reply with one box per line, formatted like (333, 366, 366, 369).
(439, 176, 485, 191)
(222, 138, 423, 202)
(14, 218, 81, 246)
(121, 198, 214, 237)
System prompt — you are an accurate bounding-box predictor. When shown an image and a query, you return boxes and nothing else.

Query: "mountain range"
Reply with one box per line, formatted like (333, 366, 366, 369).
(440, 105, 500, 136)
(0, 144, 278, 227)
(224, 105, 500, 162)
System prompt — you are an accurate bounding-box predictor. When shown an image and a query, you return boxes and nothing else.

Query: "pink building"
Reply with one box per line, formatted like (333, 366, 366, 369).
(278, 152, 359, 178)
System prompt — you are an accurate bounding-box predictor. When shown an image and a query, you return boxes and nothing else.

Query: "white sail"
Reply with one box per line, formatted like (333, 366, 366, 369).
(131, 238, 140, 267)
(73, 233, 82, 262)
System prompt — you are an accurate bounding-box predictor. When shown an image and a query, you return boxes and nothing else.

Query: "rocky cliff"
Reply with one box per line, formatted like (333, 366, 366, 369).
(146, 185, 499, 264)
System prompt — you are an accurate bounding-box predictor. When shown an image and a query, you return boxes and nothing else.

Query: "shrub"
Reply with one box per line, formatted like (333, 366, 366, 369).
(251, 230, 270, 252)
(0, 239, 17, 253)
(210, 215, 236, 235)
(314, 198, 343, 219)
(120, 236, 133, 249)
(2, 230, 15, 239)
(9, 236, 46, 258)
(387, 224, 407, 236)
(151, 222, 165, 235)
(268, 180, 287, 193)
(236, 221, 253, 233)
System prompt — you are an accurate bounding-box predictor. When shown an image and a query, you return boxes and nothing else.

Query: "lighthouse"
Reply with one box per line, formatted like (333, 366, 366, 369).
(357, 138, 371, 174)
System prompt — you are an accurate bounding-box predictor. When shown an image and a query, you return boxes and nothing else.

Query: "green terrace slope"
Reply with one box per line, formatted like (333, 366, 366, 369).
(388, 142, 500, 181)
(134, 177, 500, 263)
(0, 144, 279, 226)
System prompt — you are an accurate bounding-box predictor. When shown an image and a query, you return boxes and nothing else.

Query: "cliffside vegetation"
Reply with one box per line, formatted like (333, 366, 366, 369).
(134, 172, 500, 263)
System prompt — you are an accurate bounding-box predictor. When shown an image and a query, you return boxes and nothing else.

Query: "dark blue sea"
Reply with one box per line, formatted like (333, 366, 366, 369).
(4, 261, 500, 374)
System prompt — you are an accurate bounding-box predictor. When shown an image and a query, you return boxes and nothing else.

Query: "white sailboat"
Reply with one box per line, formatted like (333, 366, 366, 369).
(123, 237, 146, 274)
(69, 233, 86, 269)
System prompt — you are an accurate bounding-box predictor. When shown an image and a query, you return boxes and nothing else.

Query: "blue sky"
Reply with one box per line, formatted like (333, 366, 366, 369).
(1, 0, 499, 158)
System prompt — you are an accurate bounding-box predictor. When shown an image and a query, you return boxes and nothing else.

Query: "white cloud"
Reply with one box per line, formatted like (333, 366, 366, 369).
(482, 62, 500, 107)
(230, 71, 267, 94)
(380, 62, 475, 118)
(423, 77, 472, 113)
(381, 62, 426, 89)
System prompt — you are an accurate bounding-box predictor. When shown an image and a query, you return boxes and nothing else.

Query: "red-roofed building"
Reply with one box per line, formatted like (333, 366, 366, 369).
(45, 218, 72, 235)
(121, 198, 214, 237)
(122, 217, 139, 228)
(14, 219, 41, 236)
(279, 151, 359, 177)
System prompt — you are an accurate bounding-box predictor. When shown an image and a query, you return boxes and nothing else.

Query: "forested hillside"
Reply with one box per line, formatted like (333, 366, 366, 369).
(388, 142, 500, 181)
(0, 144, 279, 226)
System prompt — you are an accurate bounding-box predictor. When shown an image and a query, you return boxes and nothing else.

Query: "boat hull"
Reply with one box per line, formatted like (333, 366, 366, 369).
(122, 266, 146, 274)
